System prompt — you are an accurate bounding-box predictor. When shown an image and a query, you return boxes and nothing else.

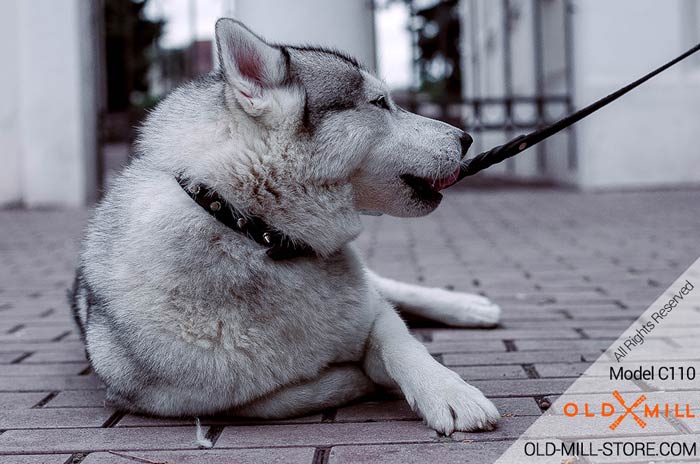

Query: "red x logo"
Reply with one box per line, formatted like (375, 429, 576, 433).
(609, 390, 647, 430)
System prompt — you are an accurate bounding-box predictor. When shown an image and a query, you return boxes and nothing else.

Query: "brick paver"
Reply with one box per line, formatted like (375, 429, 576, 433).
(1, 188, 699, 463)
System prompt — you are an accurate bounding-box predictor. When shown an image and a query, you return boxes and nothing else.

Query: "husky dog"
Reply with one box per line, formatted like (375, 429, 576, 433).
(71, 19, 501, 434)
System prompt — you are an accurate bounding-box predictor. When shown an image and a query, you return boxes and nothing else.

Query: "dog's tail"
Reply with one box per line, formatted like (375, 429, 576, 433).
(67, 268, 88, 341)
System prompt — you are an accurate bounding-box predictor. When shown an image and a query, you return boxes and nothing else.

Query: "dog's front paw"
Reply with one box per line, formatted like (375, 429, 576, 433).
(434, 291, 501, 327)
(406, 369, 500, 435)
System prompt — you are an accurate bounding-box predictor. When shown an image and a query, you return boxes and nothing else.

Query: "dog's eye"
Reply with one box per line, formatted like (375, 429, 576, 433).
(370, 95, 390, 110)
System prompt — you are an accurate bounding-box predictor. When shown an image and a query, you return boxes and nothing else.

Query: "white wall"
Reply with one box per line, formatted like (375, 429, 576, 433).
(0, 0, 22, 205)
(0, 0, 97, 207)
(572, 0, 700, 189)
(233, 0, 376, 71)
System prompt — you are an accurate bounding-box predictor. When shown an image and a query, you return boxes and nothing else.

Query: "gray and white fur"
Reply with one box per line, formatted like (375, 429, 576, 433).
(71, 19, 501, 434)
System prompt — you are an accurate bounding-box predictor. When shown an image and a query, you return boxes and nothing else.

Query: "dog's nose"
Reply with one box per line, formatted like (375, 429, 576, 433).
(459, 132, 473, 158)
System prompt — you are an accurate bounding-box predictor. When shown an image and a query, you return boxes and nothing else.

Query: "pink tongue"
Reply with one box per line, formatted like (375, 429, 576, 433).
(433, 167, 461, 191)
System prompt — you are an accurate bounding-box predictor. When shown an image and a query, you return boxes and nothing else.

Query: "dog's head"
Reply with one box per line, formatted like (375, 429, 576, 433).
(214, 19, 471, 218)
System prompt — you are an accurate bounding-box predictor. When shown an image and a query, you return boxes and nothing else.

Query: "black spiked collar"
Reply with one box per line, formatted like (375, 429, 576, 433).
(176, 177, 315, 260)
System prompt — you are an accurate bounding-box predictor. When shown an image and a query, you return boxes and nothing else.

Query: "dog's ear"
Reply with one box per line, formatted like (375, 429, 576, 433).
(215, 18, 287, 116)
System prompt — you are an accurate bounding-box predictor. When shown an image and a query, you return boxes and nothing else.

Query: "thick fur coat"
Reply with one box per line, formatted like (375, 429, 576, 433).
(72, 19, 501, 434)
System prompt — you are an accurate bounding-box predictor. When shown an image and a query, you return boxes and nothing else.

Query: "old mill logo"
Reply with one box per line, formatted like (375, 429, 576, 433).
(609, 391, 647, 430)
(563, 390, 696, 430)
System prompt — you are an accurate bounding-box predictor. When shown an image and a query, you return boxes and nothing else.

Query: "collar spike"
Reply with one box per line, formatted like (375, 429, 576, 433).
(175, 177, 315, 260)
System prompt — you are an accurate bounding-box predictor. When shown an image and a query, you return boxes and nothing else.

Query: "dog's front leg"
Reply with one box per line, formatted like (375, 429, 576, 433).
(368, 270, 501, 327)
(363, 289, 500, 434)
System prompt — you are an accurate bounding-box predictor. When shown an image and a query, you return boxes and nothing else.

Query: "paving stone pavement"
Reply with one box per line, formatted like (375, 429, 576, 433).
(1, 187, 699, 463)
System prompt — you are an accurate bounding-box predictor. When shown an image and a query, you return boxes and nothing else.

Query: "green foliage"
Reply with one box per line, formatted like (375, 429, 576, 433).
(414, 0, 462, 98)
(104, 0, 164, 111)
(382, 0, 462, 98)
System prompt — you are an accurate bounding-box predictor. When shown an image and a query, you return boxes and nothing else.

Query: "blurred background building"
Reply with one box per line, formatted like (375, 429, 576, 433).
(460, 0, 700, 189)
(0, 0, 699, 208)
